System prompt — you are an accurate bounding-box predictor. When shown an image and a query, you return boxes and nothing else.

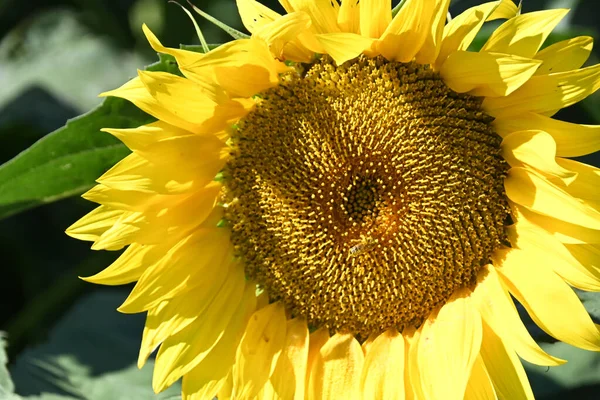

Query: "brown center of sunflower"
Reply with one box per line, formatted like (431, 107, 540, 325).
(222, 55, 509, 337)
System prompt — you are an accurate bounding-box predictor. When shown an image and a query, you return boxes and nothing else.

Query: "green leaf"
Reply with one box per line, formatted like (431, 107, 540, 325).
(525, 341, 600, 399)
(520, 290, 600, 398)
(0, 50, 192, 221)
(10, 290, 181, 400)
(2, 334, 73, 400)
(0, 96, 142, 220)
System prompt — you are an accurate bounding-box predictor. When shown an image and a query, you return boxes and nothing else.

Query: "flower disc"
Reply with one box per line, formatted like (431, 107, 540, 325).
(223, 55, 509, 336)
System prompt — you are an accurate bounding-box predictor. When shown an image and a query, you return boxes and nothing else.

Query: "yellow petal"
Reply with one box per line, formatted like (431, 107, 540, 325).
(254, 11, 313, 59)
(479, 319, 534, 400)
(233, 302, 288, 399)
(82, 184, 187, 213)
(252, 3, 324, 57)
(137, 261, 239, 367)
(118, 227, 232, 313)
(403, 327, 424, 400)
(138, 279, 226, 368)
(415, 0, 451, 65)
(236, 0, 281, 33)
(140, 298, 183, 368)
(464, 355, 497, 400)
(217, 372, 234, 400)
(129, 183, 223, 245)
(152, 266, 246, 392)
(95, 153, 171, 194)
(111, 197, 220, 254)
(136, 70, 244, 131)
(437, 0, 517, 67)
(566, 243, 600, 273)
(501, 130, 576, 181)
(81, 242, 153, 285)
(472, 265, 565, 366)
(359, 0, 391, 38)
(493, 111, 600, 157)
(360, 334, 376, 357)
(488, 0, 520, 19)
(184, 372, 229, 400)
(484, 63, 600, 118)
(102, 120, 191, 151)
(277, 40, 316, 62)
(535, 36, 594, 75)
(305, 327, 329, 391)
(555, 158, 600, 203)
(508, 218, 600, 291)
(495, 247, 600, 351)
(184, 39, 288, 98)
(315, 32, 375, 65)
(100, 77, 202, 133)
(417, 291, 482, 400)
(481, 9, 569, 58)
(253, 11, 311, 44)
(286, 0, 340, 34)
(181, 283, 257, 400)
(360, 329, 405, 400)
(440, 51, 541, 97)
(512, 202, 600, 244)
(308, 333, 364, 400)
(98, 136, 228, 195)
(65, 205, 123, 242)
(91, 210, 143, 250)
(376, 0, 436, 62)
(337, 0, 360, 34)
(265, 317, 309, 400)
(142, 23, 203, 67)
(505, 167, 600, 230)
(132, 133, 227, 180)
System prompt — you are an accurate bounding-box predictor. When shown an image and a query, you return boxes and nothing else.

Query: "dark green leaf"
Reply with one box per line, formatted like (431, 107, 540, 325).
(10, 290, 181, 400)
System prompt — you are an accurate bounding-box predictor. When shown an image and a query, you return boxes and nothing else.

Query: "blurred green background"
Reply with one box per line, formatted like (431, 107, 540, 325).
(0, 0, 599, 399)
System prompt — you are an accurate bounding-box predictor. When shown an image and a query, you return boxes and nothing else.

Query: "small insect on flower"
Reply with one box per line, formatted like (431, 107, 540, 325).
(349, 236, 377, 257)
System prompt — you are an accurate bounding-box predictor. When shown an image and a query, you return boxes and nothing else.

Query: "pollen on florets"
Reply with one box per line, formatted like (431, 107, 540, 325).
(222, 55, 509, 337)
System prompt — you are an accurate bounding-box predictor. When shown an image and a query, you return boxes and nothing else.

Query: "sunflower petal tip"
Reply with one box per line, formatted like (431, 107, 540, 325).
(554, 357, 568, 366)
(116, 303, 131, 314)
(90, 241, 106, 251)
(151, 368, 172, 395)
(137, 353, 147, 370)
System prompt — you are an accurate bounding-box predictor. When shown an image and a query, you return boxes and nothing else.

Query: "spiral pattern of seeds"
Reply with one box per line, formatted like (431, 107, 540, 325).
(222, 55, 509, 337)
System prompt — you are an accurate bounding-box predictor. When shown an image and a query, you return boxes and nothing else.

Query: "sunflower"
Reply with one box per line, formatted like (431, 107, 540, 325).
(67, 0, 600, 398)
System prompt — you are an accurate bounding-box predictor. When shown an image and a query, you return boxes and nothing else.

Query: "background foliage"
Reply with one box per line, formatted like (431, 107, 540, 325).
(0, 0, 599, 398)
